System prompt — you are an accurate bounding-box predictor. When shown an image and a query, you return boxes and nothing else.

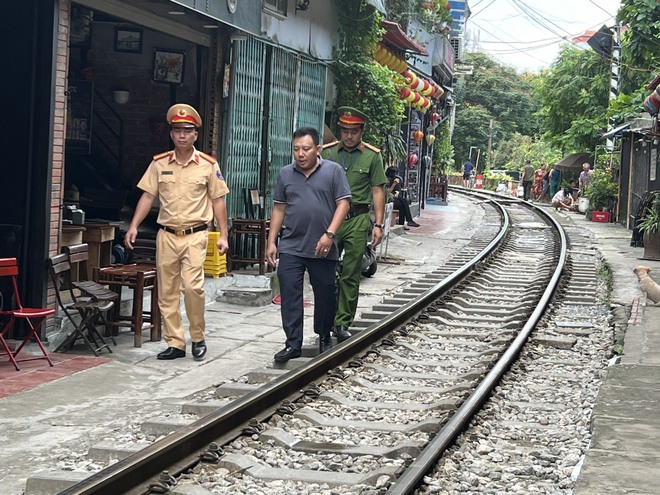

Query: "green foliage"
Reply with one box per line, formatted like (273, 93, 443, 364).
(608, 89, 647, 123)
(382, 128, 407, 167)
(534, 44, 610, 153)
(332, 0, 405, 148)
(489, 133, 562, 170)
(585, 168, 618, 211)
(617, 0, 660, 95)
(638, 194, 660, 235)
(452, 52, 540, 170)
(386, 0, 452, 33)
(432, 120, 453, 175)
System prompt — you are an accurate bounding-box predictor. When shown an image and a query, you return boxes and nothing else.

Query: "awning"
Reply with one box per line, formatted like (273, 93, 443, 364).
(554, 152, 593, 171)
(601, 123, 630, 139)
(381, 20, 429, 55)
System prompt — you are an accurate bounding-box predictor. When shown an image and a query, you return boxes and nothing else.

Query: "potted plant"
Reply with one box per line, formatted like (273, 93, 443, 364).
(638, 193, 660, 259)
(584, 168, 618, 221)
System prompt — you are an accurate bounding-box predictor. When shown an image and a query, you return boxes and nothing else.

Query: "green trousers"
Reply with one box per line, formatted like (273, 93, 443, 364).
(335, 213, 370, 327)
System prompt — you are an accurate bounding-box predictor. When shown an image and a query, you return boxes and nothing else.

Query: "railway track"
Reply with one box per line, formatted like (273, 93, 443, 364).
(45, 191, 615, 495)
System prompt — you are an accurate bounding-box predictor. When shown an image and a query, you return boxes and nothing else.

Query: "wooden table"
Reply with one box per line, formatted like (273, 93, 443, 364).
(61, 225, 86, 246)
(82, 223, 120, 274)
(93, 263, 161, 348)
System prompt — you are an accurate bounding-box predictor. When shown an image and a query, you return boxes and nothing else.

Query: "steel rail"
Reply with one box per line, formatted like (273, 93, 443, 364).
(387, 189, 568, 495)
(58, 196, 510, 495)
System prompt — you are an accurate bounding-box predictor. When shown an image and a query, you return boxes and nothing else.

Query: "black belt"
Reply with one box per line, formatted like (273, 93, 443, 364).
(346, 204, 370, 220)
(161, 224, 208, 236)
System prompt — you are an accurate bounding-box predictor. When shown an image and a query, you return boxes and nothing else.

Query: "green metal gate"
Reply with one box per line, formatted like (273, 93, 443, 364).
(223, 37, 327, 220)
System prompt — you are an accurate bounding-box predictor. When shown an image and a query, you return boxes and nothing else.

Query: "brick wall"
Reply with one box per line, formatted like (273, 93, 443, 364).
(46, 0, 71, 331)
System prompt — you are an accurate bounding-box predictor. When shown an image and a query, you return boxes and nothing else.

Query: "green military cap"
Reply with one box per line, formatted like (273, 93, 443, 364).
(337, 106, 368, 126)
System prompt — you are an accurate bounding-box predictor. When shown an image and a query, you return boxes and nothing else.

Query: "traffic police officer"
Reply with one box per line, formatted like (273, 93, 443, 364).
(322, 106, 387, 341)
(125, 104, 229, 361)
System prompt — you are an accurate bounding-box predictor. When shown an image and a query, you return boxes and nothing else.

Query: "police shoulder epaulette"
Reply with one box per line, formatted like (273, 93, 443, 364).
(322, 140, 340, 149)
(153, 151, 171, 160)
(363, 142, 381, 153)
(199, 151, 217, 163)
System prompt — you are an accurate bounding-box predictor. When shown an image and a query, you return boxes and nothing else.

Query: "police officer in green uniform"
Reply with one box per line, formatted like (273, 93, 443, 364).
(322, 107, 387, 341)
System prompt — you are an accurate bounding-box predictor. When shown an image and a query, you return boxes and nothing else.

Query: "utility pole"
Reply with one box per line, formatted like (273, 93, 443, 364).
(486, 118, 494, 169)
(607, 24, 621, 153)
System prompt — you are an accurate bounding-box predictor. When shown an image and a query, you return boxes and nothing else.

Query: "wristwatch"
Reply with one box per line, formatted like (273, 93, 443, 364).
(325, 230, 335, 239)
(373, 223, 384, 229)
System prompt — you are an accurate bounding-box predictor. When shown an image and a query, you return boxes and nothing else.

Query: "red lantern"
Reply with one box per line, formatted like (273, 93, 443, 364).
(399, 88, 412, 100)
(430, 112, 440, 123)
(407, 153, 418, 168)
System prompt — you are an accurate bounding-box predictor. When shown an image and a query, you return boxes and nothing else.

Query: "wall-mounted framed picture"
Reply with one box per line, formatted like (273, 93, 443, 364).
(153, 49, 185, 84)
(114, 27, 143, 54)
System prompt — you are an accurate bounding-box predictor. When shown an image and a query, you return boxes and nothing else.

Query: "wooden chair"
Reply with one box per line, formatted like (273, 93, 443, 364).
(0, 258, 55, 371)
(61, 244, 119, 303)
(48, 254, 115, 356)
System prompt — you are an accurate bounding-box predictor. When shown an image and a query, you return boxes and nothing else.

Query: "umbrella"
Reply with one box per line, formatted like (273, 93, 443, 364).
(554, 152, 593, 171)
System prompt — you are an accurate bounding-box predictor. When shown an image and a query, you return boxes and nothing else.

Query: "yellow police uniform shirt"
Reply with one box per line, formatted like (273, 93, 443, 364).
(137, 147, 229, 229)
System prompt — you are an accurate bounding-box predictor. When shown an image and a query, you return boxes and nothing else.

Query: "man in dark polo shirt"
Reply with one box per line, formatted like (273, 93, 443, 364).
(266, 127, 351, 362)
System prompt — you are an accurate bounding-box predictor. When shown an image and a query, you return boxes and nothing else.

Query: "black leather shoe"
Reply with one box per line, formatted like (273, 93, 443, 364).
(192, 340, 207, 360)
(332, 325, 351, 342)
(157, 347, 186, 360)
(407, 221, 420, 227)
(274, 346, 302, 362)
(319, 334, 333, 354)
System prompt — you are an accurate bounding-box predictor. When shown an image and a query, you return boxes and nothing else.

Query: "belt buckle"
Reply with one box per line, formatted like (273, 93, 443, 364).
(175, 229, 186, 236)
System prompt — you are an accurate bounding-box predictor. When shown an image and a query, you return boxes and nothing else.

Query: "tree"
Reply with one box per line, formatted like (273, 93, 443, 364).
(617, 0, 660, 95)
(534, 44, 609, 153)
(432, 120, 453, 175)
(332, 0, 405, 148)
(452, 52, 540, 170)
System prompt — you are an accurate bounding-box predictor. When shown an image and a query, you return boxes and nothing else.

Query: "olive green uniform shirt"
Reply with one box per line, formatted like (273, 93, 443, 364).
(321, 141, 387, 203)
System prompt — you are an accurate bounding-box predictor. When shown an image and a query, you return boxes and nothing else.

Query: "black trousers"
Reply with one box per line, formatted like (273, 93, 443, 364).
(277, 253, 336, 350)
(393, 196, 413, 224)
(523, 180, 533, 200)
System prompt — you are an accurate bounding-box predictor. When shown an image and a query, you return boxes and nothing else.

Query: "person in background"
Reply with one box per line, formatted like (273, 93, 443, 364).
(322, 106, 387, 343)
(463, 159, 475, 188)
(267, 127, 351, 362)
(521, 158, 535, 201)
(549, 163, 561, 198)
(578, 163, 593, 196)
(569, 179, 579, 200)
(124, 104, 229, 361)
(385, 166, 419, 229)
(532, 163, 546, 200)
(541, 164, 551, 202)
(552, 186, 574, 211)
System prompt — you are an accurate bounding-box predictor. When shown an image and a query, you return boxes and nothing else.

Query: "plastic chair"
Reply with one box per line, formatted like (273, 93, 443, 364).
(0, 258, 55, 371)
(48, 254, 115, 356)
